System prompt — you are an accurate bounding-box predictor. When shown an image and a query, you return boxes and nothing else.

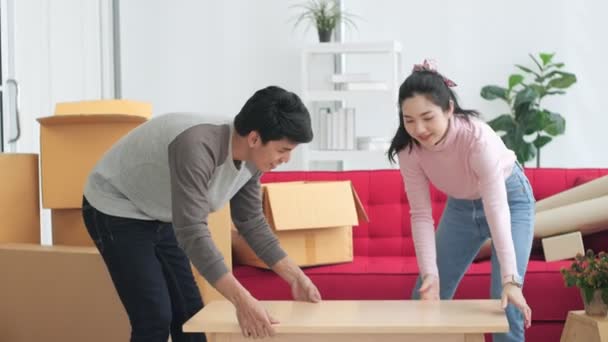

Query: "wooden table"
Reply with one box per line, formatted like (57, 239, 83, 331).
(561, 310, 608, 342)
(184, 300, 509, 342)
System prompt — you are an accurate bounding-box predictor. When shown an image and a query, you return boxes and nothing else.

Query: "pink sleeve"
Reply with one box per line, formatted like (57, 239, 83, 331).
(398, 152, 438, 277)
(469, 142, 519, 281)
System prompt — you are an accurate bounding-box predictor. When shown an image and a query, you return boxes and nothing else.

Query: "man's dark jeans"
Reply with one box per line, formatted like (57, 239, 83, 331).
(82, 197, 206, 342)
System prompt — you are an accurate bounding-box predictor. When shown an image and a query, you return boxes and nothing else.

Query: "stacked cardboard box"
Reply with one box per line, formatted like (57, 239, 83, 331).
(0, 154, 40, 244)
(232, 180, 368, 268)
(38, 100, 233, 303)
(37, 100, 151, 245)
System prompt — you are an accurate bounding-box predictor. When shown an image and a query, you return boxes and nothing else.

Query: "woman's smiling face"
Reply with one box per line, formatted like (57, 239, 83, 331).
(401, 94, 453, 148)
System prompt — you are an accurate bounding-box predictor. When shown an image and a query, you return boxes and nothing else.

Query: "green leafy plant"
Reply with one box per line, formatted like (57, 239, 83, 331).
(291, 0, 358, 42)
(561, 250, 608, 305)
(481, 53, 577, 166)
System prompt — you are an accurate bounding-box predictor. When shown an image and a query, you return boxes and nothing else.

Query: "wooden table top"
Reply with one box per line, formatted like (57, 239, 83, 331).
(183, 300, 509, 334)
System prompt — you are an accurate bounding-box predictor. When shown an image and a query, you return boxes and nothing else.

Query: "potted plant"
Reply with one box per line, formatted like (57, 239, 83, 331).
(480, 53, 577, 167)
(291, 0, 358, 43)
(561, 249, 608, 316)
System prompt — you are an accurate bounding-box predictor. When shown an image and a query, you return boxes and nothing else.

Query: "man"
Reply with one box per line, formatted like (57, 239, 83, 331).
(82, 86, 321, 342)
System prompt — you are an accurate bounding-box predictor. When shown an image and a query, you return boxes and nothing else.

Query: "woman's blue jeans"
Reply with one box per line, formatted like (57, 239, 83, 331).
(412, 163, 535, 342)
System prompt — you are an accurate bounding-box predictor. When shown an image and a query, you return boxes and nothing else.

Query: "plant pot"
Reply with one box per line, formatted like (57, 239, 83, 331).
(317, 29, 332, 43)
(581, 288, 608, 316)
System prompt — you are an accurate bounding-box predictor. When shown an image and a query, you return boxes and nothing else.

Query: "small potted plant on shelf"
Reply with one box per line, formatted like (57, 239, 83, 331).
(291, 0, 358, 42)
(561, 249, 608, 316)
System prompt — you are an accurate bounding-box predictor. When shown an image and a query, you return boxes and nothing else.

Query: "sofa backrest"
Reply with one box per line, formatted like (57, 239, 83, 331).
(523, 168, 608, 201)
(261, 168, 608, 258)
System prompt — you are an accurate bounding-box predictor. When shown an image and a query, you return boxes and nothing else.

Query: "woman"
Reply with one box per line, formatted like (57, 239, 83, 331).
(388, 60, 535, 342)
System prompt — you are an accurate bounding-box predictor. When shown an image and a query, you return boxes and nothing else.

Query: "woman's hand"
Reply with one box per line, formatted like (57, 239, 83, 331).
(502, 283, 532, 328)
(418, 274, 440, 300)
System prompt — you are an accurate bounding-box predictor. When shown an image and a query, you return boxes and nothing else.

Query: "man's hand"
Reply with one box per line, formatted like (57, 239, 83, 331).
(213, 273, 280, 338)
(290, 273, 321, 302)
(418, 274, 440, 300)
(502, 283, 532, 328)
(234, 293, 279, 339)
(271, 256, 322, 303)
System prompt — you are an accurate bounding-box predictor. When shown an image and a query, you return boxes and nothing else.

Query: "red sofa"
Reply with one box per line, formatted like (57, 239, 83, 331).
(233, 168, 608, 341)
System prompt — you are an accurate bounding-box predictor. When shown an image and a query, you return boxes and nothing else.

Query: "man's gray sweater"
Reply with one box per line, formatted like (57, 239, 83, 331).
(84, 113, 286, 284)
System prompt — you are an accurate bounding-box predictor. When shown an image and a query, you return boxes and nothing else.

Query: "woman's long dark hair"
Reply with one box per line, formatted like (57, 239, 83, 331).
(387, 70, 480, 163)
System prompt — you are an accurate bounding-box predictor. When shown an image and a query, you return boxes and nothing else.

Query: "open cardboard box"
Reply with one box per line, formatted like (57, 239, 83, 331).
(54, 99, 152, 117)
(37, 100, 151, 209)
(232, 181, 368, 268)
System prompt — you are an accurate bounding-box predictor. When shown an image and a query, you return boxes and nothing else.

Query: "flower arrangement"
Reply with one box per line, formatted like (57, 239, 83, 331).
(561, 249, 608, 315)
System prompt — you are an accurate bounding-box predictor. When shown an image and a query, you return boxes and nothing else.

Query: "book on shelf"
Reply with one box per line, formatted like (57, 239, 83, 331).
(332, 110, 340, 150)
(345, 108, 355, 150)
(317, 107, 356, 151)
(317, 107, 331, 150)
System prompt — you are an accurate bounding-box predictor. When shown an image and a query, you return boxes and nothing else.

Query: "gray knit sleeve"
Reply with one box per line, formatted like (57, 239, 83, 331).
(230, 171, 287, 267)
(168, 128, 228, 285)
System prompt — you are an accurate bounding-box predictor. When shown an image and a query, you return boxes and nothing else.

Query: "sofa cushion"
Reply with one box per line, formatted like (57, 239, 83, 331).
(233, 256, 581, 321)
(523, 168, 608, 200)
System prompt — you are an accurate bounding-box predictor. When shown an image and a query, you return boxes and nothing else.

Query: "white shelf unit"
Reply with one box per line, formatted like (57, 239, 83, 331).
(300, 41, 402, 171)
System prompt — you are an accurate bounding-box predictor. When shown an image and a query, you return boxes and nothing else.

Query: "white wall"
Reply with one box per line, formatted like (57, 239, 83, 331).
(119, 0, 307, 117)
(345, 0, 608, 168)
(5, 0, 114, 154)
(3, 0, 114, 244)
(120, 0, 608, 168)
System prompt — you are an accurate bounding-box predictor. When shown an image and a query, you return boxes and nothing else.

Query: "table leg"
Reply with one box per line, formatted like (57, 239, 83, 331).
(464, 333, 485, 342)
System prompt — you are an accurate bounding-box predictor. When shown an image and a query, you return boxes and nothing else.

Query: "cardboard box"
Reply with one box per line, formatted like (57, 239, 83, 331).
(0, 243, 129, 341)
(542, 231, 585, 262)
(38, 113, 148, 208)
(54, 99, 152, 117)
(51, 208, 91, 246)
(0, 153, 40, 243)
(192, 204, 233, 303)
(51, 204, 233, 302)
(232, 181, 368, 268)
(232, 226, 353, 269)
(50, 202, 232, 303)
